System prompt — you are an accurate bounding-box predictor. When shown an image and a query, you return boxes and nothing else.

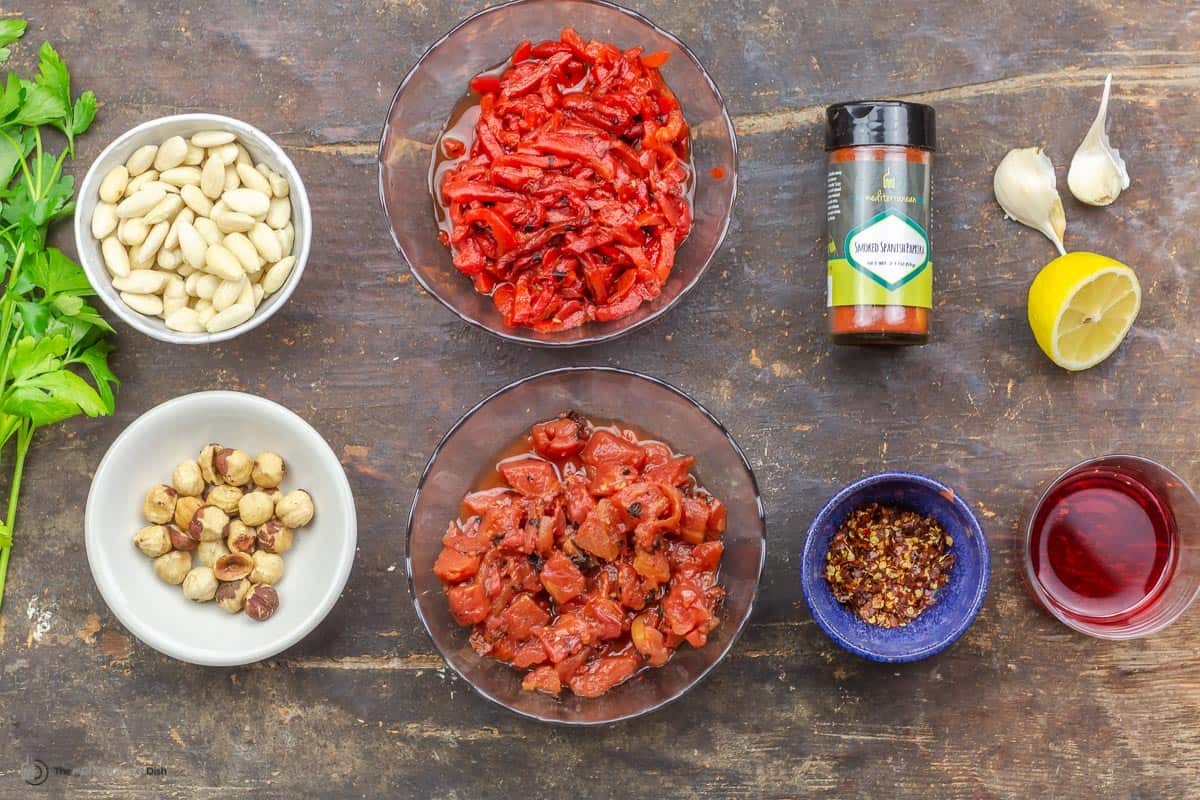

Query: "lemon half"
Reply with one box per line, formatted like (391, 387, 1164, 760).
(1027, 252, 1141, 371)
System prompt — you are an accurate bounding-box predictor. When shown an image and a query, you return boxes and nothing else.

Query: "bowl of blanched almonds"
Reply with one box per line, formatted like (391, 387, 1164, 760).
(74, 113, 311, 343)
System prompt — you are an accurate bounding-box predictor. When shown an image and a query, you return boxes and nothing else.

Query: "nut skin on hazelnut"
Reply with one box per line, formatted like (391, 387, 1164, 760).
(199, 443, 223, 485)
(226, 520, 257, 554)
(207, 484, 243, 515)
(216, 578, 251, 613)
(182, 566, 218, 601)
(214, 448, 253, 486)
(133, 525, 173, 558)
(167, 523, 199, 552)
(244, 583, 279, 621)
(213, 551, 254, 581)
(238, 491, 275, 527)
(143, 484, 178, 524)
(174, 495, 205, 529)
(153, 550, 192, 585)
(172, 459, 205, 497)
(249, 550, 284, 584)
(275, 490, 314, 528)
(251, 452, 285, 489)
(196, 539, 230, 568)
(256, 519, 293, 554)
(189, 505, 230, 542)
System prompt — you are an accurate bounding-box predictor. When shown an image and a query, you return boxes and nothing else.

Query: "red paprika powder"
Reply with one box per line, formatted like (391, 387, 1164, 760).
(824, 101, 936, 345)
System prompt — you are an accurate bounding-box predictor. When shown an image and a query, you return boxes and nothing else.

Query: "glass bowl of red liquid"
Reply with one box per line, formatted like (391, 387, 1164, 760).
(378, 0, 738, 347)
(1023, 455, 1200, 639)
(405, 367, 765, 724)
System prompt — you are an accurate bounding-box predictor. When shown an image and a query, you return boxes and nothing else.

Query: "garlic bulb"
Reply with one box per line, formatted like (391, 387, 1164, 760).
(993, 147, 1067, 255)
(1067, 73, 1130, 206)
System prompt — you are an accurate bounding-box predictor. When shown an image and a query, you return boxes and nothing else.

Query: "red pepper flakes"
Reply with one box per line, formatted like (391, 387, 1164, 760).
(824, 503, 955, 628)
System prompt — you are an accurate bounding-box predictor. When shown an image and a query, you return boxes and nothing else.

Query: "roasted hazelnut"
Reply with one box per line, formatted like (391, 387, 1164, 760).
(249, 550, 284, 584)
(182, 566, 218, 601)
(143, 484, 178, 524)
(133, 525, 172, 558)
(216, 578, 251, 613)
(256, 519, 293, 554)
(244, 583, 279, 621)
(213, 551, 254, 581)
(197, 539, 230, 568)
(174, 495, 204, 529)
(153, 550, 192, 584)
(214, 448, 253, 486)
(167, 523, 199, 552)
(199, 443, 223, 485)
(189, 504, 230, 542)
(238, 491, 275, 526)
(275, 490, 314, 528)
(207, 484, 243, 514)
(226, 520, 257, 554)
(171, 459, 205, 497)
(251, 451, 285, 489)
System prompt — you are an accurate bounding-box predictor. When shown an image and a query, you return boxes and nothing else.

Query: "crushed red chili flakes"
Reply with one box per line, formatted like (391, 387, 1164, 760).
(824, 503, 955, 628)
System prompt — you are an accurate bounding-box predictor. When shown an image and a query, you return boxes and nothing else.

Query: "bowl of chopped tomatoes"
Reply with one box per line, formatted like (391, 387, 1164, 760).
(379, 0, 737, 346)
(406, 367, 764, 723)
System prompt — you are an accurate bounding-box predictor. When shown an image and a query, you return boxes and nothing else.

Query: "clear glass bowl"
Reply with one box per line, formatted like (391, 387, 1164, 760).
(378, 0, 738, 347)
(1023, 455, 1200, 639)
(406, 367, 765, 724)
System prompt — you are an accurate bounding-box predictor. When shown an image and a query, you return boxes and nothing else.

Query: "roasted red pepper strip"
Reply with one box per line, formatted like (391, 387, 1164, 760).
(437, 28, 693, 332)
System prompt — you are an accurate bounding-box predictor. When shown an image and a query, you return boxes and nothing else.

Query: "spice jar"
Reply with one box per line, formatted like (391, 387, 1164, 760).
(824, 101, 936, 345)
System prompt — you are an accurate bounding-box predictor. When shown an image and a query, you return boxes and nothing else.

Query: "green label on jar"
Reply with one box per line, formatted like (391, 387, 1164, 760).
(826, 157, 932, 308)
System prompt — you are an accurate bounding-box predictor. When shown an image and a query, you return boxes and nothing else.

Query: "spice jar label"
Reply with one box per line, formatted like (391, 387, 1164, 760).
(826, 159, 932, 308)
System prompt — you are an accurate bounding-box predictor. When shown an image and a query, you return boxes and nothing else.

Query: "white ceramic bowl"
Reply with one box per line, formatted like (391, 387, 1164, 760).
(85, 391, 356, 666)
(73, 113, 312, 344)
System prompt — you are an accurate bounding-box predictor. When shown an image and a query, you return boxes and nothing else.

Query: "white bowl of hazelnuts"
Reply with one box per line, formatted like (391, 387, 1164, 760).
(85, 390, 357, 666)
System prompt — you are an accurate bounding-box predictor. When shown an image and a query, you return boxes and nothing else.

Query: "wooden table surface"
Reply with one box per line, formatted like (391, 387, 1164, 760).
(1, 1, 1198, 798)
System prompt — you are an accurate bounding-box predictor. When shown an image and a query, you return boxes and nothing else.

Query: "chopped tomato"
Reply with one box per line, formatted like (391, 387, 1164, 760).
(539, 551, 586, 605)
(499, 458, 559, 497)
(434, 413, 726, 697)
(580, 430, 646, 469)
(640, 50, 671, 69)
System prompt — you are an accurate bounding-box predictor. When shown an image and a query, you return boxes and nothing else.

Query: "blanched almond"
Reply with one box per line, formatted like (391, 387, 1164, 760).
(201, 155, 225, 199)
(266, 196, 290, 229)
(236, 163, 271, 195)
(191, 130, 236, 148)
(160, 166, 202, 187)
(223, 164, 240, 192)
(205, 302, 253, 333)
(99, 165, 129, 204)
(194, 273, 220, 300)
(143, 193, 184, 225)
(204, 243, 244, 281)
(194, 216, 222, 246)
(212, 277, 245, 311)
(157, 247, 181, 271)
(180, 184, 214, 217)
(177, 221, 208, 269)
(210, 142, 239, 164)
(212, 208, 255, 234)
(113, 270, 168, 295)
(267, 170, 289, 198)
(117, 217, 149, 247)
(125, 169, 159, 195)
(120, 291, 163, 316)
(116, 185, 167, 219)
(92, 202, 118, 239)
(125, 144, 158, 177)
(184, 143, 205, 166)
(262, 256, 295, 294)
(165, 207, 194, 250)
(277, 223, 294, 257)
(224, 232, 263, 274)
(153, 136, 188, 171)
(249, 222, 282, 263)
(101, 237, 131, 278)
(165, 307, 204, 332)
(224, 188, 271, 217)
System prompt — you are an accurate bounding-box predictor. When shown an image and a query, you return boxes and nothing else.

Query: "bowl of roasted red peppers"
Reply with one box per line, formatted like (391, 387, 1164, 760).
(406, 368, 764, 723)
(379, 0, 737, 346)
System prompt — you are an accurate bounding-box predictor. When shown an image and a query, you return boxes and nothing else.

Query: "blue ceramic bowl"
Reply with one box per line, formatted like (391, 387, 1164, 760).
(801, 472, 990, 662)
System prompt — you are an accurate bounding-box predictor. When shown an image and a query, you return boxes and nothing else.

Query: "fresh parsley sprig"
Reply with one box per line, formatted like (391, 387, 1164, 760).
(0, 20, 117, 610)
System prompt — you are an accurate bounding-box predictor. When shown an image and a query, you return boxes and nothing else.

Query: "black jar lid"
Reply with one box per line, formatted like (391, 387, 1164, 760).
(825, 101, 936, 151)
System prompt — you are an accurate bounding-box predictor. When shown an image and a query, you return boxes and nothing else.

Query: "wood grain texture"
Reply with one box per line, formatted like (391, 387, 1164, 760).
(1, 1, 1199, 797)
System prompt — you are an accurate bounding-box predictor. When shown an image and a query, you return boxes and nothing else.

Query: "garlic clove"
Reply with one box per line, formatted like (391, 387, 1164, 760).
(1067, 73, 1130, 206)
(994, 146, 1067, 255)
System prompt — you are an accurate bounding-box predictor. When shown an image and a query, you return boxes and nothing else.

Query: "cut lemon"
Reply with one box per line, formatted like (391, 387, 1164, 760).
(1027, 252, 1141, 371)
